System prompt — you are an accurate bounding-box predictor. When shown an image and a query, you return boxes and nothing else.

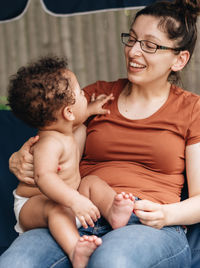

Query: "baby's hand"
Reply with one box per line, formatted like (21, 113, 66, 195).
(71, 194, 100, 229)
(88, 93, 114, 116)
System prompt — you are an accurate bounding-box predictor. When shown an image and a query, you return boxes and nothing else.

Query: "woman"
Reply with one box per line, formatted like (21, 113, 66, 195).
(1, 0, 200, 267)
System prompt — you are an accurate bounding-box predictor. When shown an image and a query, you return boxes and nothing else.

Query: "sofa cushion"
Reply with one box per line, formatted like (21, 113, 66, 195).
(0, 110, 36, 255)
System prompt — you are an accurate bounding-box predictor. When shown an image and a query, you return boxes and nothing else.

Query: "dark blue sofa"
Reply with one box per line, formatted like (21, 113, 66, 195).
(0, 110, 199, 267)
(0, 110, 36, 255)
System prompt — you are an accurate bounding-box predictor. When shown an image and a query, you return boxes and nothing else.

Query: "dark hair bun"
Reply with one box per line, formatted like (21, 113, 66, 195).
(175, 0, 200, 21)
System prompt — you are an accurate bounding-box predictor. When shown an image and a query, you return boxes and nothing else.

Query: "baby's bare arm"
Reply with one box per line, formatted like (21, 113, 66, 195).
(33, 135, 100, 228)
(33, 135, 77, 202)
(87, 93, 114, 118)
(74, 124, 87, 161)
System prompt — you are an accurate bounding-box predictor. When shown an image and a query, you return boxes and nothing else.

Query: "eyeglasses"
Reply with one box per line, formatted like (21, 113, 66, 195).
(121, 33, 180, 54)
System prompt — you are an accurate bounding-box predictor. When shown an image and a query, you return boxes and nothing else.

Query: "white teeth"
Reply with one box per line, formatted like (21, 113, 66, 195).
(130, 62, 144, 68)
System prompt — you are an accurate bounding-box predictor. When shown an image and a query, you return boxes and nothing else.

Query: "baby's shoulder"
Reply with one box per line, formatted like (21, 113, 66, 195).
(35, 131, 67, 152)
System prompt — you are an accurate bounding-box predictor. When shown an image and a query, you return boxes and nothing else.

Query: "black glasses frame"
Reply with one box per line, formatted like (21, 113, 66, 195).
(121, 33, 181, 54)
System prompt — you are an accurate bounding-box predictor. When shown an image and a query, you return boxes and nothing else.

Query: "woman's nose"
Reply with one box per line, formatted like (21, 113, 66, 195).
(128, 42, 143, 56)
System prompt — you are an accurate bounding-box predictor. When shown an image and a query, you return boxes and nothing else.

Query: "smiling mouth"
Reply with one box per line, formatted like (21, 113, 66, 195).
(129, 62, 146, 69)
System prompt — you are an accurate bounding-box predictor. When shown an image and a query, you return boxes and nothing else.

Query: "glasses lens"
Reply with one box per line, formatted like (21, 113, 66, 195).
(122, 34, 136, 47)
(141, 40, 157, 53)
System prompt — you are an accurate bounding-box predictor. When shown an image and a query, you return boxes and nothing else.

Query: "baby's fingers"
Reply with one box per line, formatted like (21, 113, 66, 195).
(79, 215, 95, 228)
(91, 93, 96, 102)
(90, 207, 101, 222)
(85, 214, 95, 227)
(99, 94, 114, 106)
(99, 108, 111, 115)
(78, 216, 88, 229)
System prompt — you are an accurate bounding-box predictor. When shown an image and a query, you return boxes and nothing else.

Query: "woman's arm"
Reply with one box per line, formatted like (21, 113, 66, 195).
(164, 142, 200, 225)
(134, 142, 200, 228)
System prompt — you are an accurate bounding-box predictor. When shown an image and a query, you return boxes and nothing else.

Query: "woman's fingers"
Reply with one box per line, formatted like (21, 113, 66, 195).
(134, 200, 165, 229)
(135, 209, 161, 221)
(9, 135, 39, 183)
(134, 199, 156, 210)
(22, 135, 39, 153)
(23, 177, 35, 185)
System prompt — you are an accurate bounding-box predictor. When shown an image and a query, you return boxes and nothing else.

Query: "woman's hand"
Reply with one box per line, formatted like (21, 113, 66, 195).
(9, 135, 39, 185)
(134, 199, 167, 229)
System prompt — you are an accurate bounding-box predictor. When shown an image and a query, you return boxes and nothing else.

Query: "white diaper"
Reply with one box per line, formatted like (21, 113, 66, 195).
(13, 189, 81, 234)
(13, 190, 29, 234)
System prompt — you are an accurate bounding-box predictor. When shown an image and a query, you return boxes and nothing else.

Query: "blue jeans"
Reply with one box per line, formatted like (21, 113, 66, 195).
(0, 213, 191, 268)
(187, 223, 200, 268)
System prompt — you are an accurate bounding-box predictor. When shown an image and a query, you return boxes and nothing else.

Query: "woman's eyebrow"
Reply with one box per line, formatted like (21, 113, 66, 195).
(130, 29, 162, 42)
(144, 34, 162, 43)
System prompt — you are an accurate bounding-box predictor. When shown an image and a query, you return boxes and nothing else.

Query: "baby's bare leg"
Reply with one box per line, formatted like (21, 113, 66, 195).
(19, 195, 101, 267)
(79, 176, 135, 229)
(19, 195, 79, 258)
(79, 176, 116, 218)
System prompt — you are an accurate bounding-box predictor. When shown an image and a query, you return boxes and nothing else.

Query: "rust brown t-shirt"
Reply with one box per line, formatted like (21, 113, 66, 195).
(80, 79, 200, 204)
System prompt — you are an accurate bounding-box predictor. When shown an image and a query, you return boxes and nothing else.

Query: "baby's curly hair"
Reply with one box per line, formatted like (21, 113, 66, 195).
(8, 56, 75, 129)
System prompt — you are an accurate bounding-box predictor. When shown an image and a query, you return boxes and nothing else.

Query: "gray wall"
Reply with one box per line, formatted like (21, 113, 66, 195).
(0, 0, 200, 101)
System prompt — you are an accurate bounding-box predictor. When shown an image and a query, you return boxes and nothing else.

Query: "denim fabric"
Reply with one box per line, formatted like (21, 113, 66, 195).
(187, 223, 200, 268)
(0, 213, 191, 268)
(87, 215, 191, 268)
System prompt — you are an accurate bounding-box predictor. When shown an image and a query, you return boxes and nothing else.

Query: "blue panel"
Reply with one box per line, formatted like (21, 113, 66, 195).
(0, 0, 158, 21)
(0, 0, 28, 21)
(42, 0, 156, 14)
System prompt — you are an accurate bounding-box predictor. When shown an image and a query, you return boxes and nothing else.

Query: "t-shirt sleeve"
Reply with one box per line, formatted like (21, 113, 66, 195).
(186, 98, 200, 145)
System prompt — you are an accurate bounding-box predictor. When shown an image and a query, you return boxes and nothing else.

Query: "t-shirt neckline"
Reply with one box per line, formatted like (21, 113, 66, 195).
(114, 79, 174, 123)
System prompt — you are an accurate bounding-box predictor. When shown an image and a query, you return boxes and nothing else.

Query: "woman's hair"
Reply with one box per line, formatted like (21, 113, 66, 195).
(8, 56, 76, 129)
(133, 0, 200, 83)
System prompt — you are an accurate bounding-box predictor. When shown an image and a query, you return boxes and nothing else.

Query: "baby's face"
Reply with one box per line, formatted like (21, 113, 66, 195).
(64, 69, 88, 125)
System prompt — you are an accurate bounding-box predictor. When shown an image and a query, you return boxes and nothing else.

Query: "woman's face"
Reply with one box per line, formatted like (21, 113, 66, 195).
(124, 15, 178, 86)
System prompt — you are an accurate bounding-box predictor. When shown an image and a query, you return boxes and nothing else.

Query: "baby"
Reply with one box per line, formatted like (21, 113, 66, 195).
(8, 56, 114, 267)
(8, 55, 135, 268)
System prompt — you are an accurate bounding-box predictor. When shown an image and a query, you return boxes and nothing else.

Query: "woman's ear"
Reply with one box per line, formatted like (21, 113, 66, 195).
(62, 106, 75, 121)
(171, 50, 190, 72)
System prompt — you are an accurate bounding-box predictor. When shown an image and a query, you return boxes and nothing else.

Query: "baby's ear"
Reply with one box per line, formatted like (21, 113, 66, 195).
(62, 106, 75, 121)
(171, 50, 190, 72)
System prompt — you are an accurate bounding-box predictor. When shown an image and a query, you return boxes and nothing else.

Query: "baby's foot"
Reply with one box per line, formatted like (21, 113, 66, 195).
(108, 192, 135, 229)
(72, 235, 102, 268)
